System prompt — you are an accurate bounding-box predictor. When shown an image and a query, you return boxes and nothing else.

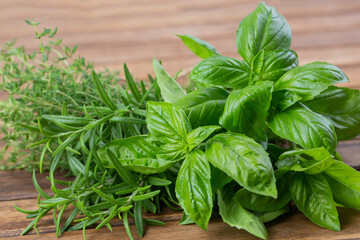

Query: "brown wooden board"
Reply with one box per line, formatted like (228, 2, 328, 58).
(0, 139, 359, 239)
(0, 0, 359, 83)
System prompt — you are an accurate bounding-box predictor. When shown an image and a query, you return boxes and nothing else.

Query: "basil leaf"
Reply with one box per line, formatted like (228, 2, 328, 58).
(206, 133, 277, 198)
(290, 172, 340, 231)
(257, 50, 298, 82)
(176, 34, 219, 59)
(251, 50, 265, 76)
(272, 89, 301, 111)
(273, 62, 349, 101)
(280, 147, 333, 161)
(189, 55, 251, 89)
(304, 86, 360, 140)
(146, 101, 191, 144)
(218, 187, 267, 239)
(324, 161, 360, 210)
(284, 158, 335, 175)
(236, 2, 291, 63)
(152, 58, 186, 104)
(179, 212, 195, 225)
(97, 136, 173, 174)
(175, 87, 229, 128)
(276, 148, 336, 175)
(219, 81, 273, 142)
(175, 150, 212, 230)
(156, 142, 188, 161)
(268, 104, 337, 153)
(253, 205, 289, 223)
(235, 173, 291, 212)
(186, 125, 221, 151)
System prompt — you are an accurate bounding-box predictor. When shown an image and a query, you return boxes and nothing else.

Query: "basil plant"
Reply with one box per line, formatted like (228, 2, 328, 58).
(100, 2, 360, 239)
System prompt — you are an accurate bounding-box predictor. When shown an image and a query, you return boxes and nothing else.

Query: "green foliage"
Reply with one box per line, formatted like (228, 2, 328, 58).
(236, 2, 291, 64)
(273, 62, 348, 101)
(152, 58, 186, 104)
(0, 24, 123, 170)
(289, 173, 340, 231)
(206, 133, 277, 198)
(176, 34, 219, 59)
(175, 149, 212, 230)
(218, 186, 267, 239)
(174, 86, 228, 128)
(252, 50, 298, 82)
(269, 104, 337, 153)
(4, 2, 360, 240)
(190, 55, 251, 89)
(304, 86, 360, 140)
(219, 81, 273, 142)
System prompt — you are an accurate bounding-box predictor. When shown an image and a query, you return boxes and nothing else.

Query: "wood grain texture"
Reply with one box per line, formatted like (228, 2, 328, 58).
(1, 139, 359, 239)
(0, 0, 359, 86)
(2, 200, 360, 240)
(1, 0, 360, 239)
(0, 171, 71, 201)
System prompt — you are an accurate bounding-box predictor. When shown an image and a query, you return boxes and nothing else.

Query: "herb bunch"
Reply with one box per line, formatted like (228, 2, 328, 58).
(10, 2, 360, 240)
(0, 21, 126, 170)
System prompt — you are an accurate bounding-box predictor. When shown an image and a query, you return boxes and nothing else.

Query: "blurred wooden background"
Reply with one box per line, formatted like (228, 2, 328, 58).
(0, 0, 359, 88)
(1, 0, 360, 239)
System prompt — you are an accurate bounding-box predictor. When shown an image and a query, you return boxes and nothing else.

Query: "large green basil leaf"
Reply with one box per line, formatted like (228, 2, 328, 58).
(219, 81, 273, 142)
(175, 87, 229, 128)
(290, 172, 340, 231)
(304, 86, 360, 140)
(268, 104, 337, 153)
(97, 136, 173, 174)
(273, 62, 348, 101)
(152, 58, 186, 104)
(235, 172, 291, 212)
(186, 125, 221, 151)
(206, 133, 277, 198)
(218, 187, 267, 239)
(324, 161, 360, 210)
(189, 55, 250, 89)
(272, 89, 301, 111)
(175, 150, 212, 230)
(256, 50, 298, 82)
(176, 34, 219, 59)
(236, 2, 291, 63)
(146, 101, 191, 144)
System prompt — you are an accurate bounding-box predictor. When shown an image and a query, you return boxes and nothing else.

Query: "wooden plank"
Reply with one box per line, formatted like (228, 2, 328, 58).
(2, 202, 360, 240)
(0, 0, 358, 80)
(0, 198, 182, 238)
(0, 199, 59, 238)
(0, 139, 358, 238)
(338, 138, 360, 169)
(0, 171, 71, 201)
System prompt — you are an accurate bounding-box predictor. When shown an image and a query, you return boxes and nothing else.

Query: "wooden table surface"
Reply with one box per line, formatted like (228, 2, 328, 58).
(1, 0, 360, 239)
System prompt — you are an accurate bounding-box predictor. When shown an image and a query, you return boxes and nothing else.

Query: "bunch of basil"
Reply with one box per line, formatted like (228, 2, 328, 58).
(100, 2, 360, 239)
